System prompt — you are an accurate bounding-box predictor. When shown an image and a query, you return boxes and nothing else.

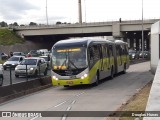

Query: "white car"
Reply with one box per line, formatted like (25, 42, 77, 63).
(37, 49, 49, 56)
(13, 52, 26, 57)
(15, 57, 48, 77)
(3, 56, 25, 70)
(0, 64, 4, 86)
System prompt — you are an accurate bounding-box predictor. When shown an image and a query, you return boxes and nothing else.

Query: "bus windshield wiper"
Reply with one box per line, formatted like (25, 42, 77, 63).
(68, 60, 78, 69)
(59, 59, 67, 69)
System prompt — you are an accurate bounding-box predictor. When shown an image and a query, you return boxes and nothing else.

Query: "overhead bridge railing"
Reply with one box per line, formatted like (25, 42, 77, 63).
(143, 60, 160, 120)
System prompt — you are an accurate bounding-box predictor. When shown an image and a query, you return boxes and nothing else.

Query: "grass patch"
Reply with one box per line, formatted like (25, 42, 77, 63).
(118, 81, 152, 120)
(0, 28, 24, 45)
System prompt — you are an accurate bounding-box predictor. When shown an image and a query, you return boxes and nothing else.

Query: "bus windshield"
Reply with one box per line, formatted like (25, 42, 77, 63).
(52, 47, 87, 70)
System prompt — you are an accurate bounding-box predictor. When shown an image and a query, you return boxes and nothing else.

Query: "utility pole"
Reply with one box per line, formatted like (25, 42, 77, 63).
(142, 0, 144, 59)
(46, 0, 49, 25)
(78, 0, 82, 24)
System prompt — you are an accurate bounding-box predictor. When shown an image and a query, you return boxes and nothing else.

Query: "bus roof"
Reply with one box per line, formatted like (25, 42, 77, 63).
(115, 40, 128, 45)
(53, 37, 114, 48)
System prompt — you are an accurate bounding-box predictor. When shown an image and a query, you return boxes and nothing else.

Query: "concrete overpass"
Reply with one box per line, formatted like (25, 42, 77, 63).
(13, 19, 159, 38)
(13, 19, 159, 51)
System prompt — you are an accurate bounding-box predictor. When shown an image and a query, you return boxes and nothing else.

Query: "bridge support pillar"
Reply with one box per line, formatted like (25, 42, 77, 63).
(112, 23, 122, 38)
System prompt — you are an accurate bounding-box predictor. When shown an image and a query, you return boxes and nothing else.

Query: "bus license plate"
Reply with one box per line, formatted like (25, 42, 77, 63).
(66, 81, 73, 84)
(70, 75, 76, 79)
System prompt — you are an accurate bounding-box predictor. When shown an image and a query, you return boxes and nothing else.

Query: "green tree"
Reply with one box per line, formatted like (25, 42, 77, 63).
(29, 22, 37, 26)
(13, 22, 19, 26)
(56, 21, 61, 24)
(0, 21, 8, 27)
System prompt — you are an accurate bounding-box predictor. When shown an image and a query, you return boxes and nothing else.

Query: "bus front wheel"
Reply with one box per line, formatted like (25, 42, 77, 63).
(94, 73, 99, 86)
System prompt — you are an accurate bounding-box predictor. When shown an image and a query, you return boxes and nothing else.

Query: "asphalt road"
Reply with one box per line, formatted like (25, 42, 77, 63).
(0, 62, 154, 120)
(2, 69, 51, 86)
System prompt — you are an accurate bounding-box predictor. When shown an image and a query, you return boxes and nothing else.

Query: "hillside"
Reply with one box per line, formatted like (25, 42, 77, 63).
(0, 28, 24, 45)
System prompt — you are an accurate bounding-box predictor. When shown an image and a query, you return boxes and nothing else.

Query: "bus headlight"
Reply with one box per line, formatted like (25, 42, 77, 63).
(81, 73, 88, 79)
(52, 76, 59, 80)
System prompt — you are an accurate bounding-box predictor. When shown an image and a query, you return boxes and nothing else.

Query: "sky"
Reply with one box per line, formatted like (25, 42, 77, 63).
(0, 0, 160, 25)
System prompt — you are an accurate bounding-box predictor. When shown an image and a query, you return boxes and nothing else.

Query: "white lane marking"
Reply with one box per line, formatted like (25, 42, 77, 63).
(29, 116, 39, 120)
(54, 101, 67, 108)
(71, 100, 76, 104)
(76, 92, 85, 97)
(66, 106, 71, 111)
(61, 114, 67, 120)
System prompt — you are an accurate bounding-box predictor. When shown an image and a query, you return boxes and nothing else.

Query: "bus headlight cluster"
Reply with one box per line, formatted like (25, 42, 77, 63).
(52, 76, 59, 80)
(81, 73, 88, 79)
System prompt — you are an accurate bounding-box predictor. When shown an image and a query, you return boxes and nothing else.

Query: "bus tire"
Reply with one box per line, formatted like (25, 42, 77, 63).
(110, 66, 114, 79)
(123, 64, 126, 74)
(94, 72, 99, 86)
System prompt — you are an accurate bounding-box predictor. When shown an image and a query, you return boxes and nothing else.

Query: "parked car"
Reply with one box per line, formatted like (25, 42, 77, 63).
(0, 52, 8, 60)
(3, 56, 25, 70)
(37, 49, 49, 56)
(129, 50, 139, 60)
(39, 55, 51, 69)
(13, 52, 26, 57)
(0, 64, 4, 86)
(139, 51, 150, 59)
(15, 57, 48, 77)
(27, 50, 40, 57)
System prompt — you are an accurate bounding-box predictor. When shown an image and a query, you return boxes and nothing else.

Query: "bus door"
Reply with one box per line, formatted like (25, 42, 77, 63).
(124, 45, 128, 61)
(116, 45, 122, 66)
(98, 44, 104, 71)
(103, 44, 109, 71)
(107, 45, 111, 70)
(88, 46, 94, 69)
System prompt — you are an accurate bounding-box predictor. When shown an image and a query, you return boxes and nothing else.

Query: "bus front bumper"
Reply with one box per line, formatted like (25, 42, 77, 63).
(52, 77, 90, 86)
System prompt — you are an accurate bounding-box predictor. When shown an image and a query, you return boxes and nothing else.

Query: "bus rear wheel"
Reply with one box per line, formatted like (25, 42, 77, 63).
(110, 66, 114, 79)
(123, 64, 126, 74)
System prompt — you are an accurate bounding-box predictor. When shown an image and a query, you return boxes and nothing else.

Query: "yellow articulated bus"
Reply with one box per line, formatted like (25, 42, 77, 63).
(51, 38, 129, 87)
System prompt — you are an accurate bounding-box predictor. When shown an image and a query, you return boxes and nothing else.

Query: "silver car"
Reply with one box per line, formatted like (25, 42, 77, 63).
(3, 56, 25, 70)
(0, 64, 4, 86)
(13, 52, 26, 57)
(39, 55, 51, 69)
(15, 57, 48, 77)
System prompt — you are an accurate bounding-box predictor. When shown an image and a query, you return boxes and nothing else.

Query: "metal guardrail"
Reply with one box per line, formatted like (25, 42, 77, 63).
(0, 64, 52, 103)
(1, 64, 48, 86)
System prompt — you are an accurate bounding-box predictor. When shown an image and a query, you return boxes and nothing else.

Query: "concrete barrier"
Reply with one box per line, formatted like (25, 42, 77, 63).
(0, 77, 52, 103)
(143, 60, 160, 120)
